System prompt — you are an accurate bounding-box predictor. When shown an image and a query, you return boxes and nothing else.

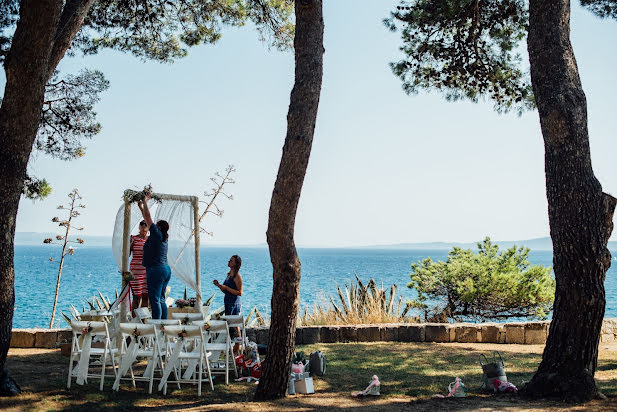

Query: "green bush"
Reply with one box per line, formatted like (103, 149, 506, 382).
(408, 237, 555, 322)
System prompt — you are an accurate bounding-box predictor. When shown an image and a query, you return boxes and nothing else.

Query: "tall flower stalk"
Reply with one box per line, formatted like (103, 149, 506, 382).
(44, 189, 85, 328)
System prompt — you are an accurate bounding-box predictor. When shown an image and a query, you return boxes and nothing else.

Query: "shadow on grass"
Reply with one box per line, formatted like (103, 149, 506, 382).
(597, 362, 617, 371)
(405, 395, 617, 412)
(300, 342, 544, 397)
(1, 378, 259, 412)
(2, 343, 617, 411)
(300, 342, 617, 399)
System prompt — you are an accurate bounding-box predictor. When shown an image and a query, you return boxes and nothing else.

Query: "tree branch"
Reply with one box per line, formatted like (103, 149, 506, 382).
(48, 0, 95, 80)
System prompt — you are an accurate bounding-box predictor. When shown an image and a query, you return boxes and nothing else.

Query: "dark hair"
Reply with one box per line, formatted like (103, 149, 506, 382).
(232, 255, 242, 270)
(139, 220, 147, 227)
(156, 220, 169, 241)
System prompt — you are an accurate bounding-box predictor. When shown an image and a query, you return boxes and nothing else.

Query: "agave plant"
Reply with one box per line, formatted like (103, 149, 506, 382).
(61, 289, 118, 327)
(245, 306, 268, 327)
(300, 274, 414, 326)
(204, 293, 215, 306)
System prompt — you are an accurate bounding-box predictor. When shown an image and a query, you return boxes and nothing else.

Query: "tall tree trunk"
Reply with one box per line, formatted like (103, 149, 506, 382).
(523, 0, 617, 401)
(0, 0, 62, 382)
(0, 0, 93, 388)
(254, 0, 324, 401)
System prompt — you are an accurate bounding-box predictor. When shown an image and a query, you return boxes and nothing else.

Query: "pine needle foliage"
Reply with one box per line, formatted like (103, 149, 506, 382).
(385, 0, 616, 113)
(385, 0, 534, 114)
(581, 0, 617, 19)
(409, 237, 555, 322)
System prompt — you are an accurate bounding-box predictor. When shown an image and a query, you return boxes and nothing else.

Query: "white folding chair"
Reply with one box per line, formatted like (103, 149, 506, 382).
(158, 325, 213, 395)
(144, 318, 181, 331)
(181, 320, 228, 384)
(199, 320, 236, 384)
(78, 308, 122, 346)
(134, 307, 152, 323)
(67, 321, 119, 391)
(112, 323, 162, 394)
(223, 314, 248, 354)
(171, 312, 203, 324)
(144, 319, 181, 351)
(143, 319, 181, 384)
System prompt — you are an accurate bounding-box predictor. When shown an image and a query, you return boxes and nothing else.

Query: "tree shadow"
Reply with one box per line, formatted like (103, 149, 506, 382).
(300, 342, 543, 397)
(3, 344, 617, 411)
(597, 363, 617, 371)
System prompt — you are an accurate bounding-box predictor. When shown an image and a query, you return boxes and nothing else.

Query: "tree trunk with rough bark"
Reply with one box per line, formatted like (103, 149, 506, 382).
(254, 0, 324, 401)
(0, 0, 61, 380)
(0, 0, 93, 388)
(523, 0, 617, 401)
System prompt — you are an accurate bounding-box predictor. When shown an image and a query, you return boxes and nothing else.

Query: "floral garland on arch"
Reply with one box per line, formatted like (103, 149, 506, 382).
(125, 184, 162, 204)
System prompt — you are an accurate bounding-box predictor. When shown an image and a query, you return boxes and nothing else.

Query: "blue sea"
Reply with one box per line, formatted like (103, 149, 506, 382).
(13, 245, 617, 328)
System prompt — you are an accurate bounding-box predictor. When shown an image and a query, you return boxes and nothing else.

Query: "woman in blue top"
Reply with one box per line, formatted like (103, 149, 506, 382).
(213, 255, 243, 316)
(137, 196, 171, 319)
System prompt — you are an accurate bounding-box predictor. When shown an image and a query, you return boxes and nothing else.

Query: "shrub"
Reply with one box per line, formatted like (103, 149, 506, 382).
(299, 275, 416, 326)
(408, 237, 555, 322)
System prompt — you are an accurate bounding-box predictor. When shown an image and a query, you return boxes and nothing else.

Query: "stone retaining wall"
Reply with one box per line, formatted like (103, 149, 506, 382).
(11, 319, 617, 349)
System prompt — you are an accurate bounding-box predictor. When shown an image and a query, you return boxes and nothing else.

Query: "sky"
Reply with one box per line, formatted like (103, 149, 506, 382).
(9, 1, 617, 247)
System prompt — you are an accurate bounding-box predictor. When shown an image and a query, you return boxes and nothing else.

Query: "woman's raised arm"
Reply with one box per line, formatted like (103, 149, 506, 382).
(138, 198, 153, 227)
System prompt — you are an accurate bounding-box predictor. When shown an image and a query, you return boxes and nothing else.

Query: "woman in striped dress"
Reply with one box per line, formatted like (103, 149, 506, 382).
(129, 220, 149, 310)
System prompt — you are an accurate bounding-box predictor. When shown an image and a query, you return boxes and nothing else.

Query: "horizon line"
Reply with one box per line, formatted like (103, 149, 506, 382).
(14, 231, 617, 250)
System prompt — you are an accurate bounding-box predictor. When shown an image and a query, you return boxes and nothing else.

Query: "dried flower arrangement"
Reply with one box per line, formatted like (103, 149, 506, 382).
(125, 184, 162, 203)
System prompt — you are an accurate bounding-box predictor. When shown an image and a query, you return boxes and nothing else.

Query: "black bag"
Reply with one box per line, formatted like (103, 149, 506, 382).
(309, 351, 326, 376)
(257, 344, 268, 356)
(480, 351, 507, 390)
(293, 351, 306, 364)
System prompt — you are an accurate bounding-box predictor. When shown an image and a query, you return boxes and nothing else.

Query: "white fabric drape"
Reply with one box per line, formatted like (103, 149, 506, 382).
(112, 198, 199, 299)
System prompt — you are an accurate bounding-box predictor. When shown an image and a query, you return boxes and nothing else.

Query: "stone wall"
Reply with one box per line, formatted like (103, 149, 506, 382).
(10, 329, 72, 349)
(12, 319, 617, 349)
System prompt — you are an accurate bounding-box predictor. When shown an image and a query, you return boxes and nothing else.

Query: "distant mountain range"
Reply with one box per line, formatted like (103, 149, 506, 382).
(15, 232, 113, 246)
(14, 232, 617, 251)
(362, 237, 617, 251)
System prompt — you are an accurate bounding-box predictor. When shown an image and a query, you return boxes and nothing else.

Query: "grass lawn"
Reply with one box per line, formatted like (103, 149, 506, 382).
(2, 342, 617, 411)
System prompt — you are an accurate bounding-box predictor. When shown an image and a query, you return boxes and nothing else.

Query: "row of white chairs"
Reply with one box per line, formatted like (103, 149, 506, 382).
(67, 308, 247, 395)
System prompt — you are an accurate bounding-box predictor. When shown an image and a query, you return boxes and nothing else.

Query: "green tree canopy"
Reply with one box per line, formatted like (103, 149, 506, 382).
(38, 69, 110, 161)
(409, 237, 555, 322)
(0, 1, 293, 63)
(0, 0, 294, 199)
(581, 0, 617, 18)
(76, 0, 294, 62)
(385, 0, 615, 114)
(384, 0, 533, 114)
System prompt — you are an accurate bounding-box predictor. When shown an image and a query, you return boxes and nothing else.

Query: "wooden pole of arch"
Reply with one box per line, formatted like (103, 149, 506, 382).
(193, 197, 202, 308)
(121, 190, 202, 316)
(121, 193, 132, 321)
